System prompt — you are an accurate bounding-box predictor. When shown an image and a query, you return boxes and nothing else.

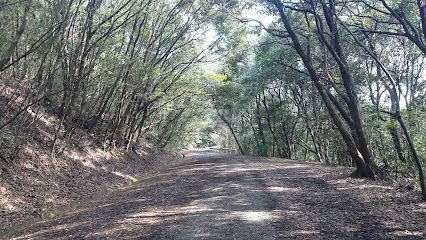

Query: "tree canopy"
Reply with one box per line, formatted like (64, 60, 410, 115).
(1, 0, 425, 200)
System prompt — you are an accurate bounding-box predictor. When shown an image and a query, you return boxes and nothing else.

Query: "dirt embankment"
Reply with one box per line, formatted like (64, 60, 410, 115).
(0, 83, 184, 233)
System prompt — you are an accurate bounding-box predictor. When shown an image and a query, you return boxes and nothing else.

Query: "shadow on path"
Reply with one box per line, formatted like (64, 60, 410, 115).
(6, 150, 426, 239)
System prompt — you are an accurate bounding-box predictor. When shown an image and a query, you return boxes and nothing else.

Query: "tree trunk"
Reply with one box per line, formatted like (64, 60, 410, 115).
(270, 0, 376, 178)
(389, 127, 406, 163)
(256, 96, 268, 156)
(218, 113, 245, 155)
(418, 0, 426, 43)
(395, 114, 426, 201)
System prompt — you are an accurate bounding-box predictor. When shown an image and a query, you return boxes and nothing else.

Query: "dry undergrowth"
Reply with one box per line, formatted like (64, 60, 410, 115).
(0, 83, 182, 233)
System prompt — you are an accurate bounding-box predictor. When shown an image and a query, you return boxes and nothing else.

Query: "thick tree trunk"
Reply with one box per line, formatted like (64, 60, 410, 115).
(321, 0, 377, 177)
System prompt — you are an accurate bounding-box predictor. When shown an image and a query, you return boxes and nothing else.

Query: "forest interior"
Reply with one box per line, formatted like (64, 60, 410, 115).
(1, 0, 426, 239)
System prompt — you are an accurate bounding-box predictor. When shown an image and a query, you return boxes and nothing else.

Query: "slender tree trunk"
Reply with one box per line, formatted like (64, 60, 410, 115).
(389, 127, 406, 163)
(218, 113, 245, 155)
(261, 92, 284, 157)
(0, 0, 31, 70)
(256, 96, 267, 156)
(395, 114, 426, 200)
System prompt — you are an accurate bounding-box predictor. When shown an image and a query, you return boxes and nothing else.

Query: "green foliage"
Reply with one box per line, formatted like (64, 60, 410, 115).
(0, 126, 21, 162)
(101, 138, 111, 151)
(1, 0, 426, 198)
(0, 127, 15, 147)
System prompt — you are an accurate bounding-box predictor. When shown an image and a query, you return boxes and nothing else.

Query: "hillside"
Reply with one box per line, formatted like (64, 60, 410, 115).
(0, 83, 183, 232)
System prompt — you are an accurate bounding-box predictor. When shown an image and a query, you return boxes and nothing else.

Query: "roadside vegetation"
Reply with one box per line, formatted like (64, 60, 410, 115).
(0, 0, 425, 225)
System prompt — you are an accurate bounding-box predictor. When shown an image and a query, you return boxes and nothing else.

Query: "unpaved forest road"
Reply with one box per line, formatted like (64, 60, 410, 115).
(6, 150, 426, 239)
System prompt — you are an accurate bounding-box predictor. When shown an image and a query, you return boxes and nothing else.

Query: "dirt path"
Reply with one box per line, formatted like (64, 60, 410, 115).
(4, 150, 425, 239)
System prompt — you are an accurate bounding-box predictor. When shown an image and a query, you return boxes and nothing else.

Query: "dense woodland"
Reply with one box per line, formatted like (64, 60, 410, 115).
(1, 0, 426, 200)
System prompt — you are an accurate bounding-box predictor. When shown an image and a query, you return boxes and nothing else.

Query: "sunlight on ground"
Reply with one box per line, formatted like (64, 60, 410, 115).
(415, 202, 426, 212)
(79, 158, 97, 169)
(182, 166, 216, 172)
(15, 221, 92, 240)
(26, 107, 51, 126)
(391, 230, 424, 237)
(267, 186, 299, 193)
(382, 221, 424, 237)
(0, 187, 23, 212)
(204, 187, 224, 192)
(336, 185, 392, 191)
(220, 167, 264, 174)
(119, 203, 216, 226)
(289, 230, 321, 235)
(105, 204, 218, 236)
(112, 171, 138, 182)
(229, 211, 280, 222)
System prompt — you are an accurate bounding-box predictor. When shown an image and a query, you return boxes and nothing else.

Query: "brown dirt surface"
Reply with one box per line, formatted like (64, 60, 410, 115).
(4, 150, 425, 240)
(0, 146, 183, 234)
